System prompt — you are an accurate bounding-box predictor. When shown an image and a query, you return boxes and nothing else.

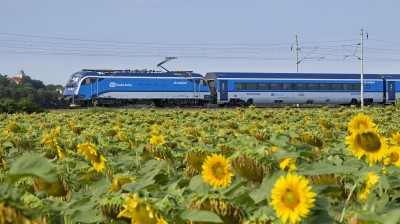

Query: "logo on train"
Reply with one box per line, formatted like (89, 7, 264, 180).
(174, 81, 187, 85)
(109, 82, 133, 88)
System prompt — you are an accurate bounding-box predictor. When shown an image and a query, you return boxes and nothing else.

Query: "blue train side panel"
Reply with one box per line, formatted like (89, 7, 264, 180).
(205, 72, 387, 105)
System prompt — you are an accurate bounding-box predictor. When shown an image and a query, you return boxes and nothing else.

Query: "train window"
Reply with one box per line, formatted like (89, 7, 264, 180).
(353, 84, 361, 90)
(319, 84, 330, 90)
(342, 84, 350, 90)
(200, 79, 208, 86)
(234, 83, 244, 90)
(342, 84, 358, 90)
(81, 78, 89, 85)
(307, 83, 319, 90)
(295, 83, 307, 90)
(282, 83, 293, 90)
(247, 83, 258, 90)
(66, 75, 80, 87)
(331, 84, 341, 90)
(270, 83, 282, 90)
(82, 78, 96, 85)
(258, 83, 269, 90)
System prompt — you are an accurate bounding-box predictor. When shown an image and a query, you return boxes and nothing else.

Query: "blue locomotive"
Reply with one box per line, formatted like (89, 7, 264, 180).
(63, 69, 400, 107)
(63, 69, 211, 107)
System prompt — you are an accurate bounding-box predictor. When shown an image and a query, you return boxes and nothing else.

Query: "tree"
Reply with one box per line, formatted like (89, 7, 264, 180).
(0, 74, 10, 86)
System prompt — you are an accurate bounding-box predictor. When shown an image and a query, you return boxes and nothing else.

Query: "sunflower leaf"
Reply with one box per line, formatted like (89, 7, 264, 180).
(250, 170, 285, 203)
(298, 163, 356, 176)
(180, 209, 223, 223)
(7, 153, 57, 183)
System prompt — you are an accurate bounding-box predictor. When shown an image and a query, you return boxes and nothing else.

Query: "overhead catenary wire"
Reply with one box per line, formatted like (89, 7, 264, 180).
(0, 32, 400, 63)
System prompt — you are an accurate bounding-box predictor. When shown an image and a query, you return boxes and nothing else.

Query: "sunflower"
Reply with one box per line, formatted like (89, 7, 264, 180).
(359, 172, 379, 201)
(41, 134, 66, 159)
(384, 146, 400, 167)
(390, 132, 400, 146)
(109, 177, 136, 193)
(151, 124, 160, 133)
(1, 129, 9, 136)
(150, 135, 165, 146)
(347, 113, 375, 134)
(345, 128, 388, 165)
(271, 173, 316, 224)
(201, 153, 233, 189)
(77, 143, 107, 172)
(117, 193, 167, 224)
(50, 126, 61, 136)
(189, 196, 244, 224)
(231, 153, 269, 184)
(279, 158, 297, 172)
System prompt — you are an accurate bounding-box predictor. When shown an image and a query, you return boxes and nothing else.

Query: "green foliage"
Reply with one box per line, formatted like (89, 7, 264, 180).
(0, 74, 66, 112)
(7, 153, 58, 183)
(0, 107, 399, 223)
(0, 98, 43, 114)
(395, 98, 400, 110)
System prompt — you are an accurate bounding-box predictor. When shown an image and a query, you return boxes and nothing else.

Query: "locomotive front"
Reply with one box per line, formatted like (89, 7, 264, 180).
(62, 72, 84, 107)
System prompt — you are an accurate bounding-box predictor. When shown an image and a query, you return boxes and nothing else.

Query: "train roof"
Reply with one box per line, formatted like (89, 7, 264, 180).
(205, 72, 385, 80)
(381, 74, 400, 80)
(76, 69, 204, 78)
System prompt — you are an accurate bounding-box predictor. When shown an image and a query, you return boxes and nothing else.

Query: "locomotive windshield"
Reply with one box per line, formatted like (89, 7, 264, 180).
(65, 74, 81, 87)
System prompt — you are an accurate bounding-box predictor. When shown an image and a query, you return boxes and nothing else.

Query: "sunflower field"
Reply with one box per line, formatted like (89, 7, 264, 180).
(0, 105, 400, 224)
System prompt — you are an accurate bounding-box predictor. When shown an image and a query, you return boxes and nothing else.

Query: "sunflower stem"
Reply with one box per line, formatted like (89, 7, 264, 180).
(340, 183, 357, 223)
(267, 147, 279, 168)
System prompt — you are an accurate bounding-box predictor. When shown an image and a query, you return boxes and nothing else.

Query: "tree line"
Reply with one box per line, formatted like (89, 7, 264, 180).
(0, 74, 67, 113)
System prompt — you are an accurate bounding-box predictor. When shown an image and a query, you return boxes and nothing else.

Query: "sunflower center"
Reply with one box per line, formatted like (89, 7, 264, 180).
(282, 190, 299, 209)
(391, 152, 399, 162)
(213, 165, 226, 179)
(356, 132, 381, 152)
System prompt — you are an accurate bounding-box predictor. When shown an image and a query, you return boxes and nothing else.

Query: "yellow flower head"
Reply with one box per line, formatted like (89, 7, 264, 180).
(384, 146, 400, 167)
(272, 146, 280, 152)
(279, 158, 297, 172)
(271, 173, 316, 224)
(1, 130, 9, 136)
(151, 124, 160, 133)
(345, 128, 388, 166)
(390, 132, 400, 146)
(109, 177, 136, 193)
(348, 113, 376, 134)
(41, 134, 66, 159)
(77, 143, 107, 172)
(117, 193, 167, 224)
(50, 126, 61, 136)
(201, 153, 233, 189)
(150, 135, 165, 146)
(359, 172, 379, 201)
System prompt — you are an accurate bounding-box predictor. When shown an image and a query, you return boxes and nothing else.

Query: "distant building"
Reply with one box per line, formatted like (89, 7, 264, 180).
(8, 70, 25, 84)
(55, 87, 64, 94)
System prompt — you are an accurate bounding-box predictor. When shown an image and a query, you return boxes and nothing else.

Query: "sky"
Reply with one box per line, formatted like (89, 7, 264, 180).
(1, 0, 400, 85)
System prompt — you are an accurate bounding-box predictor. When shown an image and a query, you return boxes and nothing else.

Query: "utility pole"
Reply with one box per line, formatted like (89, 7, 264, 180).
(360, 29, 364, 110)
(295, 35, 299, 73)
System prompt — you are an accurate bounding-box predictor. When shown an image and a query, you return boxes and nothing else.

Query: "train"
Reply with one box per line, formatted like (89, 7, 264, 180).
(62, 69, 400, 107)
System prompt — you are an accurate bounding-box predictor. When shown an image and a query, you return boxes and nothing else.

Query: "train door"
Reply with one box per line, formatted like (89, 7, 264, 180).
(219, 80, 228, 101)
(90, 78, 98, 99)
(388, 81, 395, 101)
(194, 79, 200, 98)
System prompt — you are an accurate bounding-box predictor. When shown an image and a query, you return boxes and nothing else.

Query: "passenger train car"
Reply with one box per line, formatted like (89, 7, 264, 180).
(63, 69, 400, 107)
(63, 69, 211, 107)
(204, 72, 400, 106)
